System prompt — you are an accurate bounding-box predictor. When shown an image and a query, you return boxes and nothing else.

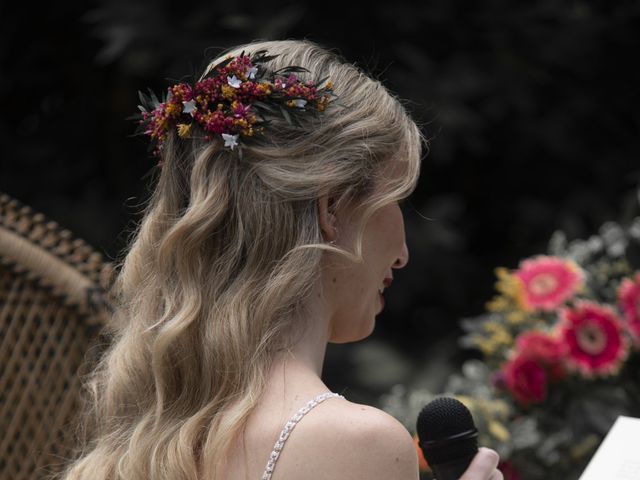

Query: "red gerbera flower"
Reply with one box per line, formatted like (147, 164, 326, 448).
(513, 255, 584, 311)
(499, 460, 522, 480)
(618, 272, 640, 342)
(559, 301, 629, 376)
(501, 354, 548, 407)
(516, 331, 566, 363)
(515, 331, 568, 381)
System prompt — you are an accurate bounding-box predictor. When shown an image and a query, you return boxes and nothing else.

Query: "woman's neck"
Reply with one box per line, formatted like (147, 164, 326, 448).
(267, 283, 333, 397)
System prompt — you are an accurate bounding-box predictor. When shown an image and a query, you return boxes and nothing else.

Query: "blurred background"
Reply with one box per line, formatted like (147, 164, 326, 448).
(1, 0, 639, 406)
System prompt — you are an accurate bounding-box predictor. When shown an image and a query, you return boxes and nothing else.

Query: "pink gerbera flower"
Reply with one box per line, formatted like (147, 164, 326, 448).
(513, 255, 584, 311)
(618, 272, 640, 342)
(559, 301, 629, 376)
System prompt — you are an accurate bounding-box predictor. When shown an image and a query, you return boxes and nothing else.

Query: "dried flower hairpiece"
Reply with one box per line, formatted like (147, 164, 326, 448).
(132, 49, 335, 161)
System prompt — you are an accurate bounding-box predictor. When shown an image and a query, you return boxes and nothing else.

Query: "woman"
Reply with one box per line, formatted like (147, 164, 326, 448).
(59, 39, 502, 479)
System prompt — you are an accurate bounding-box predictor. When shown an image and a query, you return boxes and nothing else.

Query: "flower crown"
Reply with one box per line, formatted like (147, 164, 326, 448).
(133, 49, 335, 160)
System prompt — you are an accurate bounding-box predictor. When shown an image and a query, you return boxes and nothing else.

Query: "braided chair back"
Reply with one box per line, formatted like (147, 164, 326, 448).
(0, 192, 115, 480)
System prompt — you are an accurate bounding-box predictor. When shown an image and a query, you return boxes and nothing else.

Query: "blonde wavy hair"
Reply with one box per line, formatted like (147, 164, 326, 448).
(56, 39, 425, 480)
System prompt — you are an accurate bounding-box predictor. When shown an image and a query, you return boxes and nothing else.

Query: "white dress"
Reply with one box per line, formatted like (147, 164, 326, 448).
(260, 391, 345, 479)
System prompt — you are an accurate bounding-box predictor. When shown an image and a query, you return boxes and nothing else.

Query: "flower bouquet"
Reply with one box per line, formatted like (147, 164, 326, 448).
(380, 216, 640, 480)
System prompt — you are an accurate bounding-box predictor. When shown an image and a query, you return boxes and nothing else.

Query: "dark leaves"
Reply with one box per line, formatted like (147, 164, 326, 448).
(279, 105, 293, 126)
(273, 66, 310, 75)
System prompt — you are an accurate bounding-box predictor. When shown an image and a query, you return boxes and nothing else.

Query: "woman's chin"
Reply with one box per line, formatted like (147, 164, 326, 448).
(328, 319, 376, 344)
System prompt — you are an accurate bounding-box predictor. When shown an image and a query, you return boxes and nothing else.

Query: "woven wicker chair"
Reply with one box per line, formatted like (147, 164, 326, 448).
(0, 192, 116, 480)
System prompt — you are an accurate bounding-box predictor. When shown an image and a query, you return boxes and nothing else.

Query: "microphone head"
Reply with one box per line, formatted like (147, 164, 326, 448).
(416, 397, 478, 466)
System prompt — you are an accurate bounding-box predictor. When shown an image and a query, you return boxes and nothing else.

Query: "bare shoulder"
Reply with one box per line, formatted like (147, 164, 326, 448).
(278, 398, 419, 480)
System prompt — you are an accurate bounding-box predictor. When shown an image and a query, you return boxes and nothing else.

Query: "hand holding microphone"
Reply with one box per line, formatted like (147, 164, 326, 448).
(417, 397, 503, 480)
(458, 448, 502, 480)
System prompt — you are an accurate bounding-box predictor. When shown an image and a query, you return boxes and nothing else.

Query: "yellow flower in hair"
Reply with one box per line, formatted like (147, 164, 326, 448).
(317, 96, 330, 111)
(233, 118, 249, 129)
(255, 83, 272, 95)
(165, 103, 181, 117)
(221, 85, 235, 100)
(177, 123, 192, 138)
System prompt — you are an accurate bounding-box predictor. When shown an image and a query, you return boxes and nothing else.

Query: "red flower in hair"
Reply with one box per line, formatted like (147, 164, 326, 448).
(134, 50, 335, 158)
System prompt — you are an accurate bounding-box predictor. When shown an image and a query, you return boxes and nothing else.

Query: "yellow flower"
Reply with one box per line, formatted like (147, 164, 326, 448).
(487, 420, 510, 442)
(454, 395, 476, 411)
(495, 266, 510, 280)
(165, 103, 181, 117)
(317, 96, 330, 111)
(487, 399, 510, 419)
(477, 322, 514, 351)
(486, 295, 509, 312)
(221, 85, 235, 100)
(177, 123, 192, 138)
(483, 321, 503, 334)
(506, 311, 526, 325)
(473, 334, 505, 356)
(570, 434, 599, 460)
(254, 83, 272, 95)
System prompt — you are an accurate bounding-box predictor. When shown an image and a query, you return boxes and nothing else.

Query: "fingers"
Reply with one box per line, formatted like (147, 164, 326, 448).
(459, 447, 501, 480)
(489, 470, 504, 480)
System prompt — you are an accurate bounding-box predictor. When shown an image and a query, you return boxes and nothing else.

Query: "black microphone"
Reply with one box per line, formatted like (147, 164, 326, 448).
(416, 397, 479, 480)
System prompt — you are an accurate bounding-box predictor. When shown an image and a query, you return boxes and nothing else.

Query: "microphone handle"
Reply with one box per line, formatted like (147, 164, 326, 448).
(429, 452, 476, 480)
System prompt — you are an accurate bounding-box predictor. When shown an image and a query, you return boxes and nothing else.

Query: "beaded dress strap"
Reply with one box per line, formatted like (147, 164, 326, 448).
(260, 391, 345, 480)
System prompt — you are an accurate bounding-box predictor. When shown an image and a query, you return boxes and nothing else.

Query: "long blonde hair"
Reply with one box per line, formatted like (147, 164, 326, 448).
(57, 39, 424, 480)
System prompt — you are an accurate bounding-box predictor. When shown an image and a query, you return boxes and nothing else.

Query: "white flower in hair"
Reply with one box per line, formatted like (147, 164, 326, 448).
(247, 66, 258, 79)
(227, 75, 242, 88)
(182, 100, 197, 115)
(293, 99, 307, 108)
(222, 133, 239, 149)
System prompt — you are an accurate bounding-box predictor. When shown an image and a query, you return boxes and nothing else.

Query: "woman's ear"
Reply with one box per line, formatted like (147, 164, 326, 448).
(318, 194, 337, 242)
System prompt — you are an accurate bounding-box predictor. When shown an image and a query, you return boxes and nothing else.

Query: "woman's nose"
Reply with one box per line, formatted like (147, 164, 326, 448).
(393, 242, 409, 269)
